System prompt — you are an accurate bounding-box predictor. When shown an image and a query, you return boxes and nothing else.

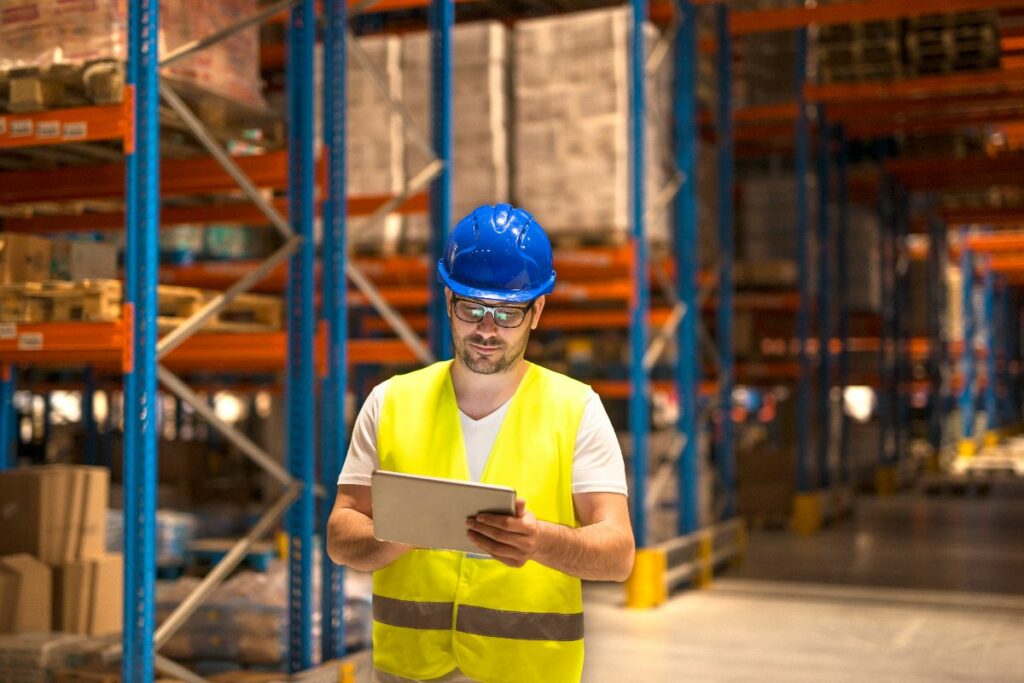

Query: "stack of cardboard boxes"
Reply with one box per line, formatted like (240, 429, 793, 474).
(0, 466, 122, 639)
(0, 234, 118, 286)
(401, 22, 511, 250)
(512, 7, 673, 245)
(345, 35, 406, 254)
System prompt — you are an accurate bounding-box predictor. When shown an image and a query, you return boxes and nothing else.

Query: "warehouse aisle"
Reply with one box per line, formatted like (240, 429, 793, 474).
(731, 484, 1024, 594)
(582, 486, 1024, 682)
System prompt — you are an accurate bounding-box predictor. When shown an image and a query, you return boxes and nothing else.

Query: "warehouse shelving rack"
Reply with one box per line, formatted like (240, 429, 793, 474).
(0, 0, 454, 678)
(725, 0, 1024, 521)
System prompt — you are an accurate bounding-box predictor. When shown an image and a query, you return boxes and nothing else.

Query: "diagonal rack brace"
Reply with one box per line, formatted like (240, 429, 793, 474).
(154, 484, 301, 649)
(157, 364, 293, 486)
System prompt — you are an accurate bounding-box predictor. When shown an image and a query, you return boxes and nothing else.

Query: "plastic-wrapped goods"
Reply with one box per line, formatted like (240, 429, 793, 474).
(106, 508, 197, 567)
(155, 562, 373, 666)
(513, 7, 674, 246)
(0, 633, 90, 683)
(400, 21, 510, 251)
(0, 0, 264, 108)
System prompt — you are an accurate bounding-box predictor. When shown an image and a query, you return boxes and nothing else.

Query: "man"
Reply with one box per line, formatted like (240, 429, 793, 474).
(326, 204, 635, 683)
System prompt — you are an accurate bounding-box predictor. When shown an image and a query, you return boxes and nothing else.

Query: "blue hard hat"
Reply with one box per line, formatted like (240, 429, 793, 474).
(437, 204, 556, 303)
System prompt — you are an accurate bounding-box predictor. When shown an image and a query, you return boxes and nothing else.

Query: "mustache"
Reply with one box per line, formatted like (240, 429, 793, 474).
(466, 335, 504, 349)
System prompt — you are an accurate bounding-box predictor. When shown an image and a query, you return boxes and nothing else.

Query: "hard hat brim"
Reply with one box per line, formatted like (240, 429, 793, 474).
(437, 261, 555, 303)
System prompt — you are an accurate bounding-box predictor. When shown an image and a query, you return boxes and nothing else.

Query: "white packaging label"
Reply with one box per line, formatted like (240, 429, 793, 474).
(10, 119, 32, 137)
(63, 122, 87, 140)
(17, 332, 43, 351)
(36, 121, 59, 139)
(0, 323, 16, 340)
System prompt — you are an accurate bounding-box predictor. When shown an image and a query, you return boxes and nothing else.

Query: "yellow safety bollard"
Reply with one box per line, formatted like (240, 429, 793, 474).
(874, 466, 897, 496)
(625, 547, 667, 609)
(733, 523, 748, 568)
(958, 439, 977, 458)
(697, 533, 714, 588)
(790, 492, 822, 535)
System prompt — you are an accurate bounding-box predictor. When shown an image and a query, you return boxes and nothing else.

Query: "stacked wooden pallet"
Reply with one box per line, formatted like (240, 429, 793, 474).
(0, 279, 283, 332)
(817, 20, 904, 83)
(905, 11, 1001, 77)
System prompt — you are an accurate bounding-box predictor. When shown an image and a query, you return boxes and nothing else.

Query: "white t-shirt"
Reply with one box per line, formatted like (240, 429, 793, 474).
(338, 379, 628, 496)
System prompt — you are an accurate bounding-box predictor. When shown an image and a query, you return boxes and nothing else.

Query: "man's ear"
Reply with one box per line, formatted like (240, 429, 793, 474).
(530, 296, 546, 330)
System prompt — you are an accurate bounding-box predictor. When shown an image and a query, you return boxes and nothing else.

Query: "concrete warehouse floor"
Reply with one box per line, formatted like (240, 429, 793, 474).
(582, 485, 1024, 682)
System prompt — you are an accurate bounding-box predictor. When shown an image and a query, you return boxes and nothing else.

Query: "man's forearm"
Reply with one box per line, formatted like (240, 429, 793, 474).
(326, 509, 408, 572)
(534, 519, 635, 582)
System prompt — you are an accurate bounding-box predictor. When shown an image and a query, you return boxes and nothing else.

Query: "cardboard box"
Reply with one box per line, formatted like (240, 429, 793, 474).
(51, 242, 119, 281)
(52, 554, 123, 636)
(0, 466, 109, 565)
(0, 234, 52, 285)
(0, 554, 52, 634)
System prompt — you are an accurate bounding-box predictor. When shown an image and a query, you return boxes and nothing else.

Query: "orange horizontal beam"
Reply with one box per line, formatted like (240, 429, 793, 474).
(964, 232, 1024, 253)
(731, 0, 1024, 36)
(885, 155, 1024, 191)
(2, 192, 429, 232)
(590, 380, 719, 400)
(0, 322, 127, 367)
(846, 108, 1024, 139)
(941, 206, 1024, 227)
(0, 322, 417, 371)
(735, 103, 800, 125)
(807, 68, 1024, 104)
(0, 101, 129, 150)
(989, 255, 1024, 272)
(827, 91, 1024, 122)
(0, 150, 305, 204)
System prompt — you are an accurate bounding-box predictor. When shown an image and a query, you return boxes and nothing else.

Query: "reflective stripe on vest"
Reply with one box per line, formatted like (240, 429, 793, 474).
(373, 595, 584, 642)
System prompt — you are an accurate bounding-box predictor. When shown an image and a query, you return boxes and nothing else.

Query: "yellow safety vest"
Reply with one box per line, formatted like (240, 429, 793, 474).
(373, 360, 590, 683)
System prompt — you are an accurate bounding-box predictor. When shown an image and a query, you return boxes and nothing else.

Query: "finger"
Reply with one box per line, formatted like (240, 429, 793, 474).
(473, 513, 526, 531)
(467, 529, 524, 562)
(516, 499, 527, 518)
(468, 521, 529, 548)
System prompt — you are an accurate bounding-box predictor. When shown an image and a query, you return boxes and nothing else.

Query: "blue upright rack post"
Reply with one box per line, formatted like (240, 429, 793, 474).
(286, 0, 316, 671)
(428, 0, 453, 360)
(0, 365, 14, 471)
(926, 205, 946, 467)
(999, 279, 1014, 425)
(815, 105, 831, 491)
(715, 3, 735, 520)
(122, 0, 160, 679)
(320, 0, 348, 661)
(876, 174, 898, 492)
(834, 126, 850, 484)
(894, 187, 911, 468)
(983, 261, 998, 441)
(791, 29, 819, 532)
(958, 228, 978, 457)
(674, 0, 699, 536)
(629, 0, 650, 545)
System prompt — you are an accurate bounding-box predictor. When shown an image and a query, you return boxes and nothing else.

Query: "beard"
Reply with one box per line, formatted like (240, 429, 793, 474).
(453, 326, 530, 375)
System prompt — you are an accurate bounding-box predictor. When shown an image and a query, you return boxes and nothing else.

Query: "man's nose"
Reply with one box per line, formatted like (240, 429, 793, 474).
(476, 311, 499, 332)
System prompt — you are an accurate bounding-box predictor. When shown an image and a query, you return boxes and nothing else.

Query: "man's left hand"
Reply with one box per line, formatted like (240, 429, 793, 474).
(467, 499, 542, 568)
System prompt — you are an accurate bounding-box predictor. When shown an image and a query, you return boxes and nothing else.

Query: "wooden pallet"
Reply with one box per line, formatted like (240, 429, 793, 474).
(0, 279, 283, 332)
(0, 279, 120, 323)
(3, 60, 124, 113)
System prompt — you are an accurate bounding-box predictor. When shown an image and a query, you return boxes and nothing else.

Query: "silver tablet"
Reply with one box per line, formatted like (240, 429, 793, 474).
(371, 470, 516, 555)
